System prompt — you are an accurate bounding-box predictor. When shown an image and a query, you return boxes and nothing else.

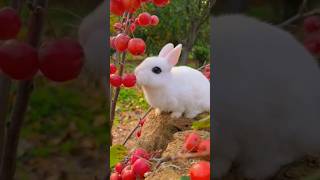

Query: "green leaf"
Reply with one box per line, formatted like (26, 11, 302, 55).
(180, 176, 190, 180)
(192, 117, 210, 130)
(110, 145, 128, 168)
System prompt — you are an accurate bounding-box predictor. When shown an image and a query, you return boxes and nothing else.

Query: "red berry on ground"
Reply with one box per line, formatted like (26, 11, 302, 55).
(183, 133, 202, 152)
(130, 148, 150, 164)
(115, 162, 124, 173)
(39, 39, 84, 82)
(110, 0, 125, 16)
(121, 168, 136, 180)
(132, 158, 150, 178)
(114, 33, 130, 52)
(0, 7, 21, 40)
(197, 139, 210, 155)
(138, 12, 151, 26)
(303, 16, 320, 33)
(113, 22, 123, 30)
(122, 74, 136, 87)
(136, 129, 141, 138)
(0, 40, 38, 80)
(110, 74, 122, 87)
(129, 23, 136, 33)
(128, 38, 146, 56)
(122, 0, 141, 13)
(135, 18, 140, 26)
(153, 0, 170, 7)
(150, 15, 159, 26)
(110, 64, 117, 74)
(189, 161, 210, 180)
(110, 172, 121, 180)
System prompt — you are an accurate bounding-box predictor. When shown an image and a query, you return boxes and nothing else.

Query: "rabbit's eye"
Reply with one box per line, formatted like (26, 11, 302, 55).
(152, 66, 162, 74)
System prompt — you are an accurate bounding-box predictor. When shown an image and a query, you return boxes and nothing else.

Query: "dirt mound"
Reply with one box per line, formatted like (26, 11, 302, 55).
(145, 130, 210, 180)
(136, 111, 194, 152)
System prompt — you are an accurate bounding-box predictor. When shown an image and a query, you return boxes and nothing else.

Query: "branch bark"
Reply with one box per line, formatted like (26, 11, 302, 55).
(0, 0, 48, 179)
(0, 75, 11, 165)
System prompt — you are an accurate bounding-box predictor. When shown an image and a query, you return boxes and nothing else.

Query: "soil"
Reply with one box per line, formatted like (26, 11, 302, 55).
(112, 110, 320, 180)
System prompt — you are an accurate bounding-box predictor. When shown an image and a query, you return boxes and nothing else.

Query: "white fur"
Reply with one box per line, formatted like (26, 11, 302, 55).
(212, 15, 320, 179)
(135, 44, 210, 118)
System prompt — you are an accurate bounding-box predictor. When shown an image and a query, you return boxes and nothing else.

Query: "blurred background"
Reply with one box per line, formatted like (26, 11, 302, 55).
(0, 0, 107, 179)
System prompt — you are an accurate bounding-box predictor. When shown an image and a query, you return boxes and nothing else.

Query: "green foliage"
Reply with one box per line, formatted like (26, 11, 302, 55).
(180, 176, 190, 180)
(118, 88, 149, 111)
(192, 116, 210, 130)
(192, 45, 209, 65)
(110, 145, 128, 168)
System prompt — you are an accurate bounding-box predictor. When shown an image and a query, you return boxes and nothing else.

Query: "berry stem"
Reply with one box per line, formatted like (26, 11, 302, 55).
(0, 0, 48, 179)
(122, 107, 153, 146)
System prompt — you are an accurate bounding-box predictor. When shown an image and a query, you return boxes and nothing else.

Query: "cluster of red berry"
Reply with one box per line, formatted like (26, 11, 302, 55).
(135, 117, 147, 138)
(110, 148, 151, 180)
(110, 0, 169, 56)
(183, 133, 210, 180)
(0, 7, 84, 82)
(202, 64, 210, 80)
(110, 63, 136, 87)
(303, 15, 320, 55)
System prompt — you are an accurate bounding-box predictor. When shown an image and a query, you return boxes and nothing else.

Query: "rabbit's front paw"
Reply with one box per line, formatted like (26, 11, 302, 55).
(170, 112, 182, 118)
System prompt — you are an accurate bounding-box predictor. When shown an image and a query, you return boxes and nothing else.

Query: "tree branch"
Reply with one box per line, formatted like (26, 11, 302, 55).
(0, 0, 48, 179)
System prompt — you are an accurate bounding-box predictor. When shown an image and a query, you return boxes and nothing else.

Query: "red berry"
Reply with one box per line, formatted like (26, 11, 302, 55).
(39, 39, 84, 82)
(183, 133, 202, 152)
(204, 71, 210, 80)
(110, 0, 125, 16)
(303, 16, 320, 33)
(304, 34, 320, 55)
(0, 40, 38, 80)
(128, 38, 146, 56)
(110, 64, 117, 74)
(135, 18, 140, 26)
(110, 36, 116, 49)
(122, 0, 141, 13)
(189, 161, 210, 180)
(138, 12, 151, 26)
(113, 22, 123, 30)
(110, 172, 121, 180)
(150, 15, 159, 26)
(0, 7, 21, 40)
(130, 148, 150, 164)
(153, 0, 170, 7)
(110, 74, 122, 87)
(132, 158, 150, 178)
(122, 74, 136, 87)
(197, 139, 210, 155)
(115, 162, 124, 173)
(139, 118, 146, 126)
(121, 168, 136, 180)
(129, 23, 136, 33)
(136, 129, 141, 138)
(114, 33, 130, 52)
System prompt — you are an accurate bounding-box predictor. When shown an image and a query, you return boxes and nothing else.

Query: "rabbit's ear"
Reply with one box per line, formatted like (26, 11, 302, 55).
(166, 44, 182, 66)
(159, 43, 174, 57)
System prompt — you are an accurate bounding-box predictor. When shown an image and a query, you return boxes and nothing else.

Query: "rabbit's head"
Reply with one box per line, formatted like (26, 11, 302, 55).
(135, 43, 182, 87)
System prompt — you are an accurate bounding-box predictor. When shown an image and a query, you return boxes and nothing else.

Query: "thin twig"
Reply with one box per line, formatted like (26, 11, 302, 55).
(0, 75, 11, 166)
(122, 107, 153, 146)
(278, 0, 320, 28)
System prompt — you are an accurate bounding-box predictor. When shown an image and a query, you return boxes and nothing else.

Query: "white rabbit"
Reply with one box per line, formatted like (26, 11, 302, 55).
(212, 15, 320, 179)
(134, 43, 210, 118)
